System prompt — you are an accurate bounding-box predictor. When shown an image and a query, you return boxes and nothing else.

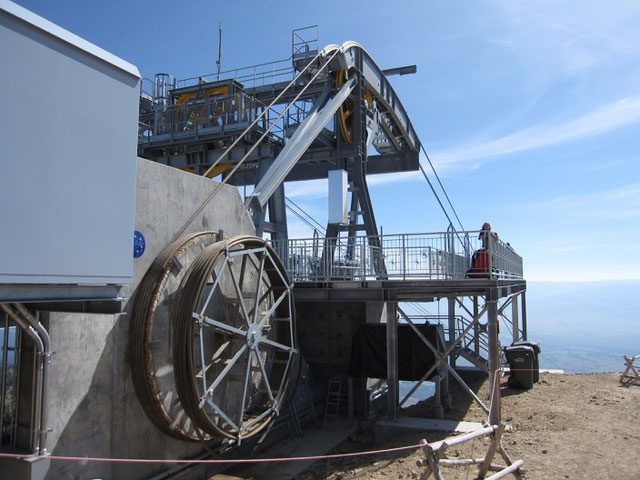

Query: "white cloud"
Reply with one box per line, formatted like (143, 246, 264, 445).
(368, 170, 422, 186)
(491, 1, 640, 78)
(546, 182, 640, 222)
(285, 170, 424, 195)
(285, 179, 326, 199)
(431, 96, 640, 167)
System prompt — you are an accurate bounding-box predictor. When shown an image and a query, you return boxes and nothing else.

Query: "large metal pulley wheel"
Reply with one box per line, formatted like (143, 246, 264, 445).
(172, 235, 296, 443)
(131, 231, 219, 442)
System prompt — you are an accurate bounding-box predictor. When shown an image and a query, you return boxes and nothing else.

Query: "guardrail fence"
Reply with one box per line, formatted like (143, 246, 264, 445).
(274, 230, 523, 282)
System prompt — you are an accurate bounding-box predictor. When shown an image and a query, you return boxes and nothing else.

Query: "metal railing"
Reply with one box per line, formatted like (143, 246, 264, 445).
(274, 230, 523, 283)
(292, 25, 319, 63)
(488, 235, 523, 280)
(175, 58, 295, 91)
(454, 314, 489, 360)
(138, 92, 287, 145)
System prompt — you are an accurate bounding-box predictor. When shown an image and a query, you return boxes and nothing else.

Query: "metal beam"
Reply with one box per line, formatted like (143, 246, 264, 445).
(223, 151, 419, 185)
(382, 65, 417, 77)
(246, 78, 356, 213)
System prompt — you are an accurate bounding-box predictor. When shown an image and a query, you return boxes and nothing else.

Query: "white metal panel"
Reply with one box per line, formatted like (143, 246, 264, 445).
(0, 1, 140, 285)
(328, 169, 348, 224)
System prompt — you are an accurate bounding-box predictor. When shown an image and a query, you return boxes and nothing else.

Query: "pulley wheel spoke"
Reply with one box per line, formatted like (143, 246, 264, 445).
(172, 235, 297, 442)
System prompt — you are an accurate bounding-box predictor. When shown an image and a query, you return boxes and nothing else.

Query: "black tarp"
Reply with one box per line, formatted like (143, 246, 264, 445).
(348, 323, 444, 381)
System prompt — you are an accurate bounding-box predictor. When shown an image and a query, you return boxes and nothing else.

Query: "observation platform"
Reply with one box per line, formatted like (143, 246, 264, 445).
(276, 230, 525, 303)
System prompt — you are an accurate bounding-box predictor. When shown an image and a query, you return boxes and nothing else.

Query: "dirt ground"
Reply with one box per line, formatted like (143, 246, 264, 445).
(297, 372, 640, 479)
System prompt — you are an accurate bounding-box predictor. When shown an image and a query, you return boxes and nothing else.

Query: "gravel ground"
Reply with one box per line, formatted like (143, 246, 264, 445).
(297, 372, 640, 479)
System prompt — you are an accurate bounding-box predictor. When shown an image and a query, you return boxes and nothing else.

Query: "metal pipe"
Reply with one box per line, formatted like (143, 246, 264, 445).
(15, 304, 50, 455)
(0, 304, 44, 454)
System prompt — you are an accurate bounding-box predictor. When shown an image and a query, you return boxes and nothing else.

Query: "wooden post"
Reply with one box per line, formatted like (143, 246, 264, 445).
(620, 354, 640, 386)
(420, 440, 445, 480)
(484, 460, 524, 480)
(416, 425, 522, 480)
(477, 423, 505, 478)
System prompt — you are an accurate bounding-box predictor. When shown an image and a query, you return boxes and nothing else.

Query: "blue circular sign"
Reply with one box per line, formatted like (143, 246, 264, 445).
(133, 230, 146, 258)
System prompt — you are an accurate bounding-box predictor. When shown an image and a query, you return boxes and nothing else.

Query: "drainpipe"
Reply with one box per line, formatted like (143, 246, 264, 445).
(0, 304, 44, 454)
(15, 304, 51, 455)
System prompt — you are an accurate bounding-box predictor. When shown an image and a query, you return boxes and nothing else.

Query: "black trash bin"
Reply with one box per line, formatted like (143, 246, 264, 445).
(512, 341, 541, 383)
(504, 345, 535, 389)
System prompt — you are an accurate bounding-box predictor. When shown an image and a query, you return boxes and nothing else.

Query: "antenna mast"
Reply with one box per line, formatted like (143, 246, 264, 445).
(216, 22, 222, 80)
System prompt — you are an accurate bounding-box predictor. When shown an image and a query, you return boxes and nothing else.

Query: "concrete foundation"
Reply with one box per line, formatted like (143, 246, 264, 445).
(8, 159, 255, 480)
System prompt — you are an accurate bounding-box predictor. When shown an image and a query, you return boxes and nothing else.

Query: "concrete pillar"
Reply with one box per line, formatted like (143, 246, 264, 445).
(511, 294, 520, 343)
(487, 299, 501, 425)
(447, 296, 456, 368)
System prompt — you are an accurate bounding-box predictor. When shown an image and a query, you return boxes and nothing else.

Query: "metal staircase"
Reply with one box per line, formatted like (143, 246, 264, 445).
(457, 347, 489, 372)
(448, 313, 489, 371)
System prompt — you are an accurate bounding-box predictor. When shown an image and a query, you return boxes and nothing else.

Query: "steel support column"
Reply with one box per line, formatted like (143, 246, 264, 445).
(386, 309, 398, 420)
(521, 291, 528, 341)
(473, 296, 480, 355)
(511, 294, 520, 343)
(254, 156, 289, 259)
(487, 298, 501, 425)
(447, 296, 456, 367)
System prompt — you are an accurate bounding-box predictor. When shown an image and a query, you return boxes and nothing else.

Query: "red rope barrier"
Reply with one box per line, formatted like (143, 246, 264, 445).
(0, 442, 422, 465)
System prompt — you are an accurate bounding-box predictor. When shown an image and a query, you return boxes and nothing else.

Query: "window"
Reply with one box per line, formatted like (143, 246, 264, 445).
(0, 312, 20, 450)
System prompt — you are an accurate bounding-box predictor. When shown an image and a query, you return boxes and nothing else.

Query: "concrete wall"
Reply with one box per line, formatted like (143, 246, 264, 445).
(296, 302, 364, 391)
(296, 301, 397, 392)
(40, 159, 255, 480)
(295, 300, 397, 422)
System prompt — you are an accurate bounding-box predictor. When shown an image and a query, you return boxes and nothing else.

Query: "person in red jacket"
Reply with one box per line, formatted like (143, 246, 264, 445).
(479, 222, 498, 249)
(467, 222, 498, 278)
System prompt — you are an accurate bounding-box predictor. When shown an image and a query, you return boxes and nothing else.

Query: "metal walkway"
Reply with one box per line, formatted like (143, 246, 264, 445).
(274, 229, 524, 302)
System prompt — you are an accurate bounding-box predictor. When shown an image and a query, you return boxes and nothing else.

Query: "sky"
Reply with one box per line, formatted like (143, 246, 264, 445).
(13, 0, 640, 282)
